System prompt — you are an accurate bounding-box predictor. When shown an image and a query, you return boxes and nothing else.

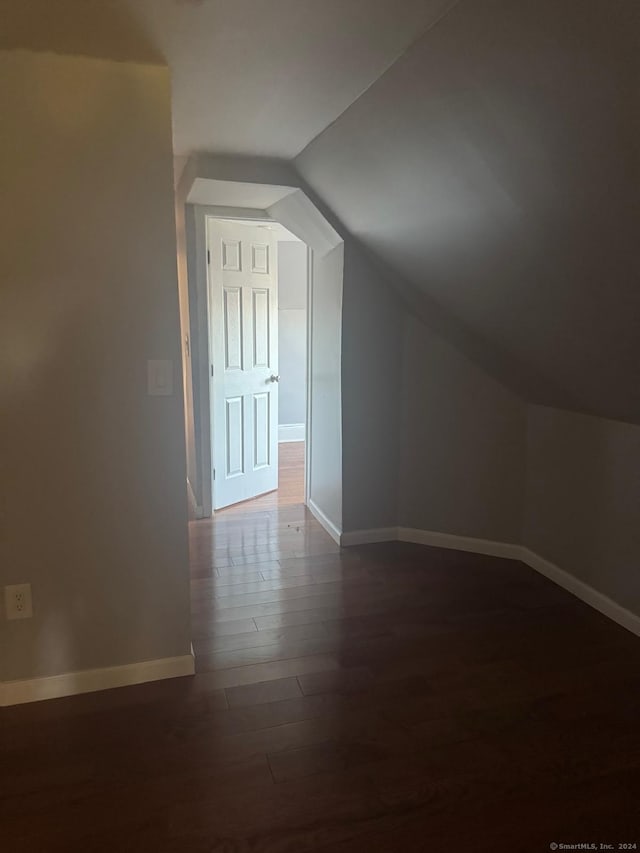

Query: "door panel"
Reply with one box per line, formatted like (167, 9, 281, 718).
(253, 392, 270, 469)
(225, 397, 245, 477)
(252, 288, 271, 368)
(223, 287, 243, 371)
(251, 242, 269, 274)
(209, 219, 278, 510)
(222, 239, 241, 271)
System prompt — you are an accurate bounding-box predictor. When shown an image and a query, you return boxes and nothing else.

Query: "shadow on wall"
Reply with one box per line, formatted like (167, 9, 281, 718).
(0, 0, 162, 64)
(524, 406, 640, 616)
(398, 314, 526, 545)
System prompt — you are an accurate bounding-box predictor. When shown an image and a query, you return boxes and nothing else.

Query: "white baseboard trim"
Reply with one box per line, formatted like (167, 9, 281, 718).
(0, 651, 195, 707)
(340, 525, 519, 559)
(521, 548, 640, 638)
(398, 527, 522, 561)
(307, 498, 342, 546)
(341, 527, 398, 547)
(279, 423, 305, 443)
(187, 478, 204, 519)
(339, 525, 640, 639)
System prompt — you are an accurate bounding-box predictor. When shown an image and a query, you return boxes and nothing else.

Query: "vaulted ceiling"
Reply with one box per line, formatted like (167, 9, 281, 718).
(3, 0, 638, 422)
(0, 0, 455, 156)
(296, 0, 640, 424)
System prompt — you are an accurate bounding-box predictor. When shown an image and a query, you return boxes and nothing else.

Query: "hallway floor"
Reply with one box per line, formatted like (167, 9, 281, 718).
(217, 440, 305, 515)
(3, 492, 640, 849)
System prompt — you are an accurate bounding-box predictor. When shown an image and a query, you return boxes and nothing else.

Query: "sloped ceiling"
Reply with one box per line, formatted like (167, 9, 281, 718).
(295, 0, 640, 424)
(0, 0, 456, 157)
(3, 0, 638, 422)
(129, 0, 457, 157)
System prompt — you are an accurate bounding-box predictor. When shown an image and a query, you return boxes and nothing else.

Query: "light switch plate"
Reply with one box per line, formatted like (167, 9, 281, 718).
(147, 360, 173, 396)
(5, 583, 33, 620)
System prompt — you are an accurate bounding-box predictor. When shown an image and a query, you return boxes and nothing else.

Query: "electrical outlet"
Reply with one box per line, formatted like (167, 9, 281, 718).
(5, 583, 33, 620)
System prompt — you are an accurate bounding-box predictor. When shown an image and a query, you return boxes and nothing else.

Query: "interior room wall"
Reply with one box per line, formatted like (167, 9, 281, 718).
(340, 244, 403, 533)
(277, 241, 307, 429)
(0, 50, 191, 684)
(175, 195, 198, 504)
(307, 243, 344, 530)
(525, 405, 640, 616)
(184, 203, 208, 511)
(278, 168, 525, 540)
(398, 313, 526, 544)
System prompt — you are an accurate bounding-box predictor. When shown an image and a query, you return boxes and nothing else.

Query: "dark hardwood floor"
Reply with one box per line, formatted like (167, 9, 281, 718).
(3, 465, 640, 850)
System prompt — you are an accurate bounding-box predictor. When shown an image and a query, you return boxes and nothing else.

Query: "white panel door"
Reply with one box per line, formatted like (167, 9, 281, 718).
(208, 219, 278, 509)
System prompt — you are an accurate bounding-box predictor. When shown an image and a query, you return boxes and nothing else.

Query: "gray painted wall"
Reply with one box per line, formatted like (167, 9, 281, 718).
(341, 244, 403, 532)
(399, 314, 526, 543)
(0, 51, 191, 684)
(307, 244, 344, 529)
(183, 203, 209, 510)
(175, 195, 198, 499)
(525, 406, 640, 616)
(277, 241, 307, 427)
(397, 315, 640, 627)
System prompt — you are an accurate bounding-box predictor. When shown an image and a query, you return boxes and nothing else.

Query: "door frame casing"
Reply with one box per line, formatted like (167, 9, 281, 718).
(191, 204, 310, 517)
(304, 243, 312, 507)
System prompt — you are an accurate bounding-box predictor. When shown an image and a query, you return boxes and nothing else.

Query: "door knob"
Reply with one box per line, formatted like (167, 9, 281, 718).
(268, 374, 280, 383)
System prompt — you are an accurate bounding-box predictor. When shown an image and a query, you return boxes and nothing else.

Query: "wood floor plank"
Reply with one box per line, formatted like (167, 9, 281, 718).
(297, 667, 375, 697)
(191, 573, 317, 595)
(193, 653, 340, 687)
(196, 636, 339, 672)
(254, 606, 352, 631)
(193, 621, 331, 655)
(191, 591, 352, 623)
(190, 617, 258, 638)
(225, 676, 302, 708)
(191, 576, 380, 610)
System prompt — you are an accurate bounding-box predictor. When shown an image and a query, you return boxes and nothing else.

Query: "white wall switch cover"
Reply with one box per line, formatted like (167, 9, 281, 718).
(147, 360, 174, 396)
(5, 583, 33, 620)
